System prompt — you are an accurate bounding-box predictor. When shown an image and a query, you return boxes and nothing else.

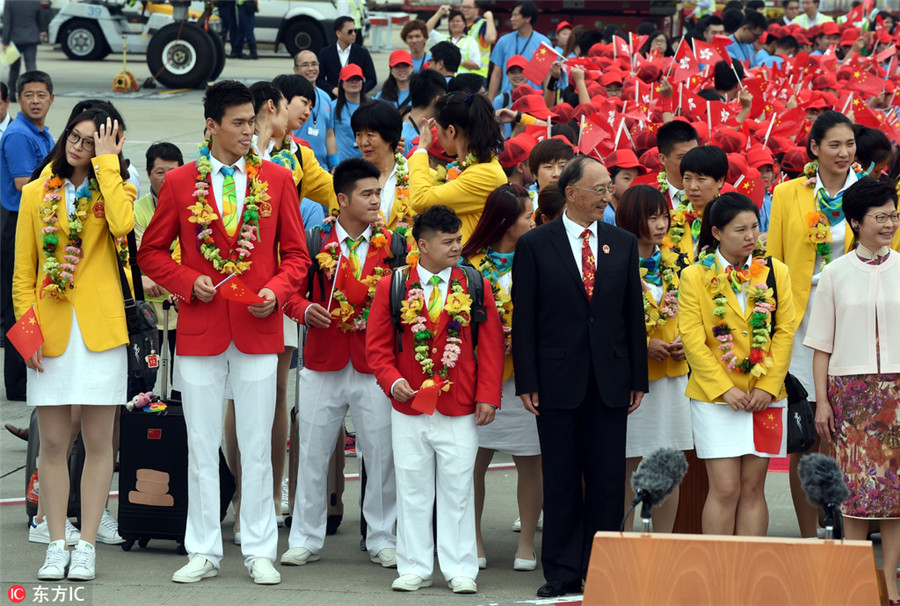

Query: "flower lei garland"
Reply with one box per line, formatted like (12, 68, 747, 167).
(189, 140, 268, 275)
(39, 176, 99, 299)
(477, 250, 513, 355)
(436, 152, 479, 184)
(269, 136, 298, 172)
(700, 253, 776, 377)
(657, 167, 669, 194)
(641, 247, 679, 333)
(400, 277, 472, 390)
(391, 152, 414, 236)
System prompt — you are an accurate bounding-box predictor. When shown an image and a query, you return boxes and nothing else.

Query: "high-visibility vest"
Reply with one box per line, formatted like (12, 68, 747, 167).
(466, 17, 491, 78)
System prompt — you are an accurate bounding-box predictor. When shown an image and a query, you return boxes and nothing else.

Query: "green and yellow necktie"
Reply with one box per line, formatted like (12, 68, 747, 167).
(427, 275, 443, 323)
(220, 165, 238, 237)
(346, 236, 364, 279)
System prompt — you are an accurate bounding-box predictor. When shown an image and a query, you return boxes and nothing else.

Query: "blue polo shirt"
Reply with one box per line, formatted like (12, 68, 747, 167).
(333, 100, 362, 163)
(294, 87, 334, 167)
(490, 29, 553, 93)
(0, 113, 54, 211)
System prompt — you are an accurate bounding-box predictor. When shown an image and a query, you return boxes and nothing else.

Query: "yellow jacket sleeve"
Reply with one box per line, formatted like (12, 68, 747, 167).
(408, 152, 506, 216)
(93, 154, 136, 238)
(297, 145, 337, 211)
(12, 183, 40, 321)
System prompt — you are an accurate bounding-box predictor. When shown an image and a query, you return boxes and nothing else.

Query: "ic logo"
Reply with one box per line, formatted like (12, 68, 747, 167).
(7, 585, 25, 603)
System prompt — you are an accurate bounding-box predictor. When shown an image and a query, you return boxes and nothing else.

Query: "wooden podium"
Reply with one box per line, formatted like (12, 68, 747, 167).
(583, 531, 882, 605)
(672, 449, 708, 534)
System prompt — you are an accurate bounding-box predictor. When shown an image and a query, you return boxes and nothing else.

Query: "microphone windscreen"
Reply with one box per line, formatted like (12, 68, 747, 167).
(630, 447, 688, 507)
(798, 453, 850, 508)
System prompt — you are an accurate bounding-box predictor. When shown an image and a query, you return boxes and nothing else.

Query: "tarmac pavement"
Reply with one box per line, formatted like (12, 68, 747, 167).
(0, 42, 881, 606)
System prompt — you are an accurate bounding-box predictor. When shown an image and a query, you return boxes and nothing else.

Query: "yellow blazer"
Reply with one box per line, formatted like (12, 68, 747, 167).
(768, 177, 900, 326)
(645, 274, 689, 381)
(13, 155, 137, 356)
(408, 152, 507, 244)
(294, 144, 337, 210)
(678, 257, 795, 402)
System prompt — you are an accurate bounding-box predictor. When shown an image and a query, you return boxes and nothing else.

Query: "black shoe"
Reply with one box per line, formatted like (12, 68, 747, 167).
(229, 50, 243, 59)
(326, 514, 342, 535)
(537, 579, 582, 598)
(248, 47, 258, 60)
(359, 538, 366, 552)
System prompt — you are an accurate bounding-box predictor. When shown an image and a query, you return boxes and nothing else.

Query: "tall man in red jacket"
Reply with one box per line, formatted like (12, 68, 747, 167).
(367, 205, 504, 595)
(279, 158, 400, 568)
(138, 81, 310, 586)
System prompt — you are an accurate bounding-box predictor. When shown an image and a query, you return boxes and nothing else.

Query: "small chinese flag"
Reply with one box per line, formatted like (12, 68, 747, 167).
(738, 177, 766, 210)
(334, 258, 370, 306)
(523, 43, 557, 86)
(410, 380, 441, 415)
(6, 306, 44, 360)
(711, 35, 734, 67)
(219, 275, 266, 304)
(753, 408, 783, 455)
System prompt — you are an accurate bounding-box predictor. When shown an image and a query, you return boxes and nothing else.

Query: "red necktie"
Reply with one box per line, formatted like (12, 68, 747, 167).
(581, 229, 595, 300)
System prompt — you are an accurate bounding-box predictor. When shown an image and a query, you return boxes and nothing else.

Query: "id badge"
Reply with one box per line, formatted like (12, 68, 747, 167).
(308, 126, 320, 137)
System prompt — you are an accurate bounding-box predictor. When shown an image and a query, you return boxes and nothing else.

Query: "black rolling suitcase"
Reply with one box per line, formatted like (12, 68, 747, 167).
(117, 301, 235, 553)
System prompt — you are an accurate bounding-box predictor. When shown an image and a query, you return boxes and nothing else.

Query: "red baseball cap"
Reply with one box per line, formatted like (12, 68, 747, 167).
(556, 20, 573, 34)
(839, 27, 859, 47)
(389, 49, 413, 67)
(499, 133, 538, 169)
(821, 22, 840, 37)
(512, 83, 541, 101)
(727, 154, 760, 184)
(339, 63, 364, 81)
(639, 147, 662, 172)
(506, 55, 528, 72)
(747, 146, 775, 169)
(780, 146, 809, 173)
(512, 94, 559, 121)
(601, 71, 624, 87)
(605, 149, 648, 174)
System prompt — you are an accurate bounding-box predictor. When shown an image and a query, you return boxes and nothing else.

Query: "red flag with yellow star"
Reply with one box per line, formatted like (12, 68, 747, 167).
(847, 69, 885, 96)
(523, 43, 557, 87)
(753, 408, 783, 455)
(219, 275, 266, 304)
(737, 177, 766, 209)
(6, 306, 44, 360)
(334, 257, 371, 306)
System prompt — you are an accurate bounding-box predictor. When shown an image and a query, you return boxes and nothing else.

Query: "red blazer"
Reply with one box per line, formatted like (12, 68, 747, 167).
(137, 160, 310, 356)
(282, 225, 401, 374)
(366, 265, 504, 416)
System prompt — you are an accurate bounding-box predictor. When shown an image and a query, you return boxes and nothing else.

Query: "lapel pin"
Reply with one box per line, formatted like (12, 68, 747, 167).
(602, 244, 610, 254)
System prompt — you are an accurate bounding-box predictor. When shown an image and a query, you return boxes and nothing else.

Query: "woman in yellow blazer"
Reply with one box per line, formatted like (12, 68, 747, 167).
(408, 91, 507, 244)
(13, 109, 135, 581)
(768, 110, 900, 537)
(460, 184, 540, 571)
(616, 185, 694, 533)
(679, 193, 795, 537)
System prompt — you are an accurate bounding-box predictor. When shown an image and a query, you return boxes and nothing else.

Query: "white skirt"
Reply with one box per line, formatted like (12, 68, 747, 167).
(625, 374, 693, 458)
(27, 310, 127, 406)
(691, 399, 787, 459)
(477, 377, 541, 456)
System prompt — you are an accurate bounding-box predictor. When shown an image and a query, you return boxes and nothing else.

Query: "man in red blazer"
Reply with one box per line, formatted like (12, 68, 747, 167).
(366, 205, 504, 595)
(279, 158, 402, 569)
(138, 81, 310, 586)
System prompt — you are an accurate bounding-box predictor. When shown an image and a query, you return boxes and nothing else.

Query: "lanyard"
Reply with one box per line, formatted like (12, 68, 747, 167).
(516, 33, 533, 56)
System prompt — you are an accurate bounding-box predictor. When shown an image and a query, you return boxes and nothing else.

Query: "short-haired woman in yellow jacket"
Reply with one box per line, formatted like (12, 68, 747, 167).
(409, 91, 506, 244)
(768, 110, 900, 537)
(679, 193, 795, 536)
(616, 185, 693, 533)
(13, 109, 135, 581)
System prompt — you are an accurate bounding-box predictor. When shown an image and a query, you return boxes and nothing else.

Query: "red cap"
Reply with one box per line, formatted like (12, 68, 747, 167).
(813, 73, 838, 90)
(780, 147, 808, 173)
(556, 20, 573, 34)
(820, 21, 840, 37)
(339, 63, 364, 81)
(639, 147, 662, 172)
(727, 154, 760, 184)
(389, 49, 413, 67)
(499, 133, 538, 169)
(601, 71, 624, 87)
(553, 102, 574, 123)
(634, 129, 657, 153)
(839, 27, 859, 47)
(636, 63, 662, 84)
(512, 94, 559, 121)
(506, 55, 528, 72)
(605, 149, 648, 174)
(512, 83, 541, 101)
(710, 128, 747, 154)
(690, 121, 709, 145)
(427, 127, 454, 163)
(747, 146, 775, 169)
(795, 33, 811, 46)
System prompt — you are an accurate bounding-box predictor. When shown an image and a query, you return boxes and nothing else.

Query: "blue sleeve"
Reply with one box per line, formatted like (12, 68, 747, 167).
(492, 94, 504, 110)
(490, 34, 508, 67)
(300, 198, 327, 227)
(3, 132, 41, 178)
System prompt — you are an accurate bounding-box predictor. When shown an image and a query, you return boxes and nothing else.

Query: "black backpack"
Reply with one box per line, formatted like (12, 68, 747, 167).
(388, 264, 487, 352)
(305, 225, 408, 301)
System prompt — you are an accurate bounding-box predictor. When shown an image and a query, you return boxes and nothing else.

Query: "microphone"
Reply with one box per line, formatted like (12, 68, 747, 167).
(798, 453, 850, 540)
(621, 448, 688, 532)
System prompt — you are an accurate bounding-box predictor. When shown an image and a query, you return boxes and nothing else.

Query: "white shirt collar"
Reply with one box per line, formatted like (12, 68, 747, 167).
(416, 264, 453, 285)
(813, 169, 857, 199)
(334, 219, 373, 244)
(561, 210, 597, 239)
(209, 152, 247, 176)
(856, 243, 891, 261)
(715, 248, 750, 271)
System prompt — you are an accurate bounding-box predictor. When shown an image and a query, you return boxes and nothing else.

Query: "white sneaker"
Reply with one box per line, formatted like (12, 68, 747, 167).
(234, 531, 241, 546)
(280, 546, 320, 566)
(96, 509, 124, 545)
(29, 516, 80, 546)
(449, 576, 478, 594)
(512, 513, 544, 532)
(172, 556, 217, 583)
(67, 541, 96, 581)
(249, 558, 281, 585)
(391, 574, 432, 591)
(37, 540, 69, 581)
(370, 548, 397, 568)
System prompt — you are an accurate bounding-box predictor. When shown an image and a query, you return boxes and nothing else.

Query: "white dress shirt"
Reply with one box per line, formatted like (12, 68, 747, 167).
(715, 248, 750, 314)
(208, 153, 248, 217)
(380, 162, 398, 220)
(335, 219, 372, 261)
(416, 264, 452, 308)
(0, 113, 11, 139)
(667, 178, 683, 209)
(337, 42, 352, 68)
(63, 177, 91, 217)
(561, 210, 597, 276)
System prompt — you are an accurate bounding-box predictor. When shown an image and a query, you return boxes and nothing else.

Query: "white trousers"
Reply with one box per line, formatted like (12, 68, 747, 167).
(176, 342, 278, 570)
(288, 363, 396, 556)
(391, 409, 479, 582)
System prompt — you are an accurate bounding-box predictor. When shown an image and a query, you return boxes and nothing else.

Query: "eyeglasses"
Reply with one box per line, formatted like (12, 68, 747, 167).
(572, 184, 616, 197)
(866, 212, 900, 224)
(67, 131, 95, 152)
(344, 29, 357, 34)
(295, 61, 319, 68)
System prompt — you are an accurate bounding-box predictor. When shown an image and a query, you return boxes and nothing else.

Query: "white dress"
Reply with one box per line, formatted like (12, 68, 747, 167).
(476, 272, 540, 456)
(26, 180, 127, 407)
(625, 281, 693, 458)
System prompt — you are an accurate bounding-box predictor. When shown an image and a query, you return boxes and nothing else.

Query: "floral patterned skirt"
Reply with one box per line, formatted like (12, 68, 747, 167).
(826, 374, 900, 519)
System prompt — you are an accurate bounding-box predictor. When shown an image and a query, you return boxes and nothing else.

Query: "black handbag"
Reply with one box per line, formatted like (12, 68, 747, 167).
(113, 230, 160, 393)
(765, 258, 816, 453)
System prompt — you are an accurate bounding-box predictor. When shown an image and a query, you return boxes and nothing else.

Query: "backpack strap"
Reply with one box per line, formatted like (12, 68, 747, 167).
(305, 226, 326, 301)
(459, 264, 487, 349)
(295, 144, 305, 202)
(388, 231, 409, 270)
(763, 255, 777, 336)
(389, 266, 410, 352)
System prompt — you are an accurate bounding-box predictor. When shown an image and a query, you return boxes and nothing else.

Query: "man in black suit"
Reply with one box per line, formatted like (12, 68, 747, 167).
(317, 16, 377, 99)
(511, 155, 648, 598)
